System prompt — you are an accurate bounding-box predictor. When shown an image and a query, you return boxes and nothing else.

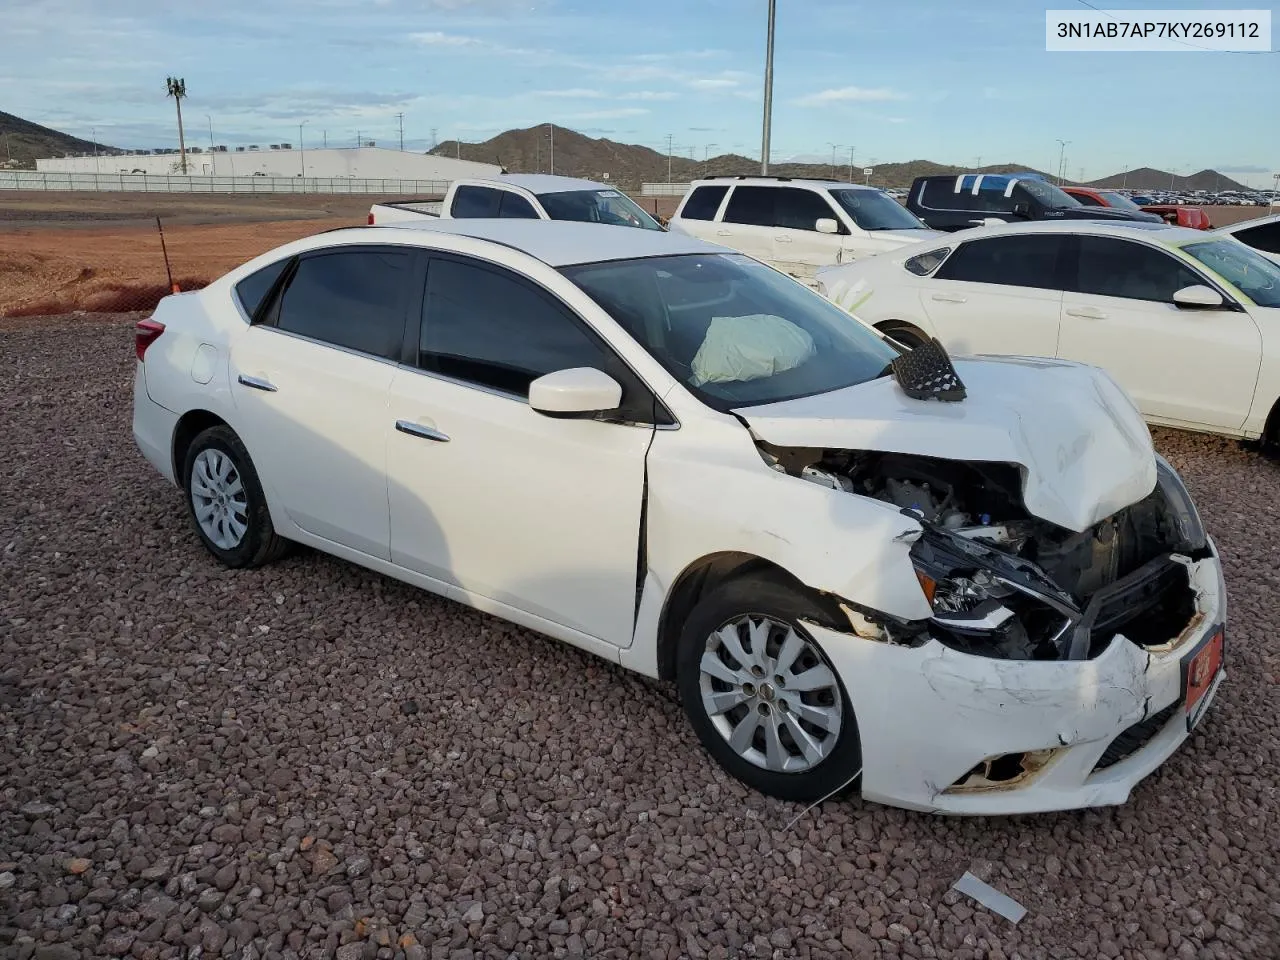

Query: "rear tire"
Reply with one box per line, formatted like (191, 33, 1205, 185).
(182, 425, 289, 568)
(876, 320, 929, 351)
(676, 575, 862, 803)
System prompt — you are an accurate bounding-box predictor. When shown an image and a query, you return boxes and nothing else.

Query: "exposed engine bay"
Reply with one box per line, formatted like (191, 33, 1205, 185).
(757, 442, 1211, 662)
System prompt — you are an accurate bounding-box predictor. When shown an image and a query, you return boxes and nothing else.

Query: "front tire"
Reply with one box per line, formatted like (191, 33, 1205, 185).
(676, 576, 862, 802)
(182, 425, 288, 568)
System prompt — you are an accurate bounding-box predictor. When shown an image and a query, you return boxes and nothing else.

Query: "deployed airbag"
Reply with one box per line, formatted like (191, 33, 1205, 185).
(690, 313, 816, 386)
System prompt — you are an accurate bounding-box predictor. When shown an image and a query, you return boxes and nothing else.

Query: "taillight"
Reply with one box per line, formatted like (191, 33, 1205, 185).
(135, 318, 165, 361)
(367, 212, 375, 225)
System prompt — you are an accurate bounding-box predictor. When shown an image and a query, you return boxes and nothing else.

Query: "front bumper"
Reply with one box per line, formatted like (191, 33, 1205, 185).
(811, 545, 1226, 815)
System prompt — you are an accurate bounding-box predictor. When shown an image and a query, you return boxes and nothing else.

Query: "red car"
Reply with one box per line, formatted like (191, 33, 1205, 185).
(1063, 186, 1213, 230)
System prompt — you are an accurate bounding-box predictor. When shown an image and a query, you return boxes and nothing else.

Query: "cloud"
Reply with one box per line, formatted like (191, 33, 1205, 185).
(689, 78, 739, 91)
(410, 30, 480, 46)
(1212, 164, 1270, 174)
(560, 107, 650, 120)
(623, 90, 678, 101)
(795, 86, 909, 106)
(534, 88, 605, 99)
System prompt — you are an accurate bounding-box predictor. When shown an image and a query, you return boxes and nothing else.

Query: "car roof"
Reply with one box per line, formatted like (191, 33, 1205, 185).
(1217, 212, 1280, 233)
(484, 173, 617, 195)
(935, 219, 1209, 245)
(368, 218, 727, 267)
(689, 177, 878, 191)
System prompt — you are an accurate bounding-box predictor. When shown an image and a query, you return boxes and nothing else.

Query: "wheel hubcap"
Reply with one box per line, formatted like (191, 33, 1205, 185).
(698, 615, 843, 774)
(190, 448, 249, 550)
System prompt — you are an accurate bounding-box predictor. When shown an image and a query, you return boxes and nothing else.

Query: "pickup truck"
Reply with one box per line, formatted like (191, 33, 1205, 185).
(1062, 186, 1213, 230)
(369, 174, 666, 230)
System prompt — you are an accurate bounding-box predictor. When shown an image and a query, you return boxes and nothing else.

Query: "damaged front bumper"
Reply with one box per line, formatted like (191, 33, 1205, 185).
(809, 543, 1226, 815)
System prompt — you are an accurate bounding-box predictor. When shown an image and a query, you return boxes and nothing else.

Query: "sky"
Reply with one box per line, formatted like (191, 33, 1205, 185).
(4, 0, 1278, 185)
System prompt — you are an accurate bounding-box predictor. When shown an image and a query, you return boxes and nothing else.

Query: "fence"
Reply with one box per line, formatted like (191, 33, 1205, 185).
(640, 183, 692, 197)
(0, 170, 451, 196)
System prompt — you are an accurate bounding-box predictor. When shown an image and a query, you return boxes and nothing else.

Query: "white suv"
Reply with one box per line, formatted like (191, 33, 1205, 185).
(668, 176, 942, 282)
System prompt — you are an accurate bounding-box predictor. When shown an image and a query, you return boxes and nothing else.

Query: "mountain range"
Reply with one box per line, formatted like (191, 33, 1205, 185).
(1, 110, 1257, 193)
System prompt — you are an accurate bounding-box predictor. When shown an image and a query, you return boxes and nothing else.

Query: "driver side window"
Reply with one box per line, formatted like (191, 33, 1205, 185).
(1073, 236, 1204, 303)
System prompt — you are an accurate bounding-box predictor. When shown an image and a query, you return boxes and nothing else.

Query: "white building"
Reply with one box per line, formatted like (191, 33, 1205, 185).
(35, 146, 502, 180)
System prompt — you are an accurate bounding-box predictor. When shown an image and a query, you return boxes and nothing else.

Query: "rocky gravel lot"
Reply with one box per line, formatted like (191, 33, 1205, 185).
(2, 313, 1278, 960)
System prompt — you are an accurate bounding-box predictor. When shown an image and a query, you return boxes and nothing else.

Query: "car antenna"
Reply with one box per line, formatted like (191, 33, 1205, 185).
(155, 216, 179, 294)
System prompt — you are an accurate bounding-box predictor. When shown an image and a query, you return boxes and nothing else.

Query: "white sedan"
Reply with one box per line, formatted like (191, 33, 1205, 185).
(816, 220, 1280, 444)
(132, 219, 1225, 814)
(1211, 212, 1280, 265)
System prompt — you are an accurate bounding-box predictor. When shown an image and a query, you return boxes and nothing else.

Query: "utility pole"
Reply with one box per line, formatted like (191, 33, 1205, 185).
(1055, 139, 1070, 185)
(299, 120, 308, 177)
(165, 76, 188, 174)
(848, 145, 855, 182)
(356, 130, 361, 148)
(548, 124, 554, 174)
(704, 143, 718, 175)
(666, 133, 673, 183)
(397, 112, 404, 152)
(760, 0, 776, 175)
(828, 143, 839, 179)
(206, 116, 215, 175)
(323, 130, 327, 148)
(92, 126, 100, 173)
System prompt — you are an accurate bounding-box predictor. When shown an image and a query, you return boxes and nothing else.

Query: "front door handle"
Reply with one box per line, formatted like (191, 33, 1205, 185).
(237, 374, 277, 392)
(931, 293, 967, 304)
(775, 235, 794, 243)
(715, 229, 732, 236)
(396, 420, 450, 442)
(1065, 306, 1106, 319)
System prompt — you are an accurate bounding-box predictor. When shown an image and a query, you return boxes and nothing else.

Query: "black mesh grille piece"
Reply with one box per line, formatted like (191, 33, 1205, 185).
(1093, 701, 1181, 771)
(890, 337, 967, 402)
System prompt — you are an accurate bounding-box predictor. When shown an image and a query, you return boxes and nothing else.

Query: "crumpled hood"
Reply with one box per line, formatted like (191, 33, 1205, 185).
(735, 355, 1158, 532)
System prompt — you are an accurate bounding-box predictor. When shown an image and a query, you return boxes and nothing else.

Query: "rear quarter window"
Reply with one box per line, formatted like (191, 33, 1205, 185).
(904, 248, 951, 276)
(680, 185, 730, 221)
(235, 258, 290, 319)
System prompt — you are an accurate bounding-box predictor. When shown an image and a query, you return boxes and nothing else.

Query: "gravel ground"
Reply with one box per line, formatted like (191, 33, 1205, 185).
(2, 313, 1278, 960)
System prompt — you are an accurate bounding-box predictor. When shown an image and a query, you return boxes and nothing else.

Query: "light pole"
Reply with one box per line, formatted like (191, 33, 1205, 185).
(299, 120, 308, 178)
(760, 0, 776, 175)
(547, 123, 554, 175)
(91, 126, 99, 173)
(827, 143, 840, 179)
(1271, 173, 1279, 212)
(703, 143, 718, 174)
(1055, 139, 1071, 185)
(847, 145, 855, 182)
(206, 116, 215, 175)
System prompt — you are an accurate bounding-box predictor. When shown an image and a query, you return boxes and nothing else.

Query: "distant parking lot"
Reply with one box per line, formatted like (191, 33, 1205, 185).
(2, 312, 1278, 959)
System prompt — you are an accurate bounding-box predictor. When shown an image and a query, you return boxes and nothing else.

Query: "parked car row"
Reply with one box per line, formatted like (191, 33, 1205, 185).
(134, 199, 1231, 815)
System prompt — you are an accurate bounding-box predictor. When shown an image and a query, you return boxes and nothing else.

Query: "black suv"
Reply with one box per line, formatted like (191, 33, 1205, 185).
(907, 173, 1162, 232)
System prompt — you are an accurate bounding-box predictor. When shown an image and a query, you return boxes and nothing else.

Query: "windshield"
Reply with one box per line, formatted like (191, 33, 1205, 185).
(1180, 239, 1280, 308)
(829, 189, 929, 231)
(1100, 191, 1142, 210)
(1017, 179, 1081, 210)
(538, 189, 665, 230)
(562, 253, 899, 410)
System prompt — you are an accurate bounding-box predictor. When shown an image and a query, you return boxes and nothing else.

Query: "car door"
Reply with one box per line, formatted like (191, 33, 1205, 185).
(718, 186, 779, 262)
(766, 187, 845, 277)
(1057, 234, 1261, 430)
(228, 245, 419, 559)
(918, 234, 1066, 357)
(384, 253, 659, 647)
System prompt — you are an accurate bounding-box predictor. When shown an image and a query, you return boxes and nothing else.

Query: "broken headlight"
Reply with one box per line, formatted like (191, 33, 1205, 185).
(1154, 455, 1207, 552)
(913, 565, 1073, 660)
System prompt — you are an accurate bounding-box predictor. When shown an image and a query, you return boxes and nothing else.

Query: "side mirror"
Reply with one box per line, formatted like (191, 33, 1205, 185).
(1011, 202, 1032, 218)
(528, 367, 622, 418)
(815, 217, 840, 235)
(1172, 284, 1225, 309)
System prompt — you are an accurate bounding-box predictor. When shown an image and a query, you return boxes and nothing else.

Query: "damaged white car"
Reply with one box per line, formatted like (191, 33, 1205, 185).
(132, 220, 1226, 815)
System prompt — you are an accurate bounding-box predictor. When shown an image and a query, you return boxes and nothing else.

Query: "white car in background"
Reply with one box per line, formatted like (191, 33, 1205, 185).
(668, 176, 942, 284)
(817, 220, 1280, 445)
(1211, 212, 1280, 265)
(132, 219, 1224, 815)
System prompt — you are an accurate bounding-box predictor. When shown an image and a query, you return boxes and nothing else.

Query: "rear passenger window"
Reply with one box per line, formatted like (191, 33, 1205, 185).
(451, 186, 502, 218)
(1073, 193, 1104, 207)
(1073, 236, 1203, 303)
(1235, 221, 1280, 255)
(235, 258, 289, 319)
(920, 180, 975, 211)
(499, 192, 540, 219)
(935, 235, 1065, 289)
(723, 186, 775, 227)
(680, 185, 730, 221)
(274, 249, 411, 360)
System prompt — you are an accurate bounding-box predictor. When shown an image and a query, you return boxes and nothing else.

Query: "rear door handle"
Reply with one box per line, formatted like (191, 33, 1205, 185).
(395, 420, 450, 442)
(930, 293, 967, 304)
(1065, 306, 1106, 319)
(237, 374, 277, 392)
(715, 229, 732, 236)
(775, 235, 793, 243)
